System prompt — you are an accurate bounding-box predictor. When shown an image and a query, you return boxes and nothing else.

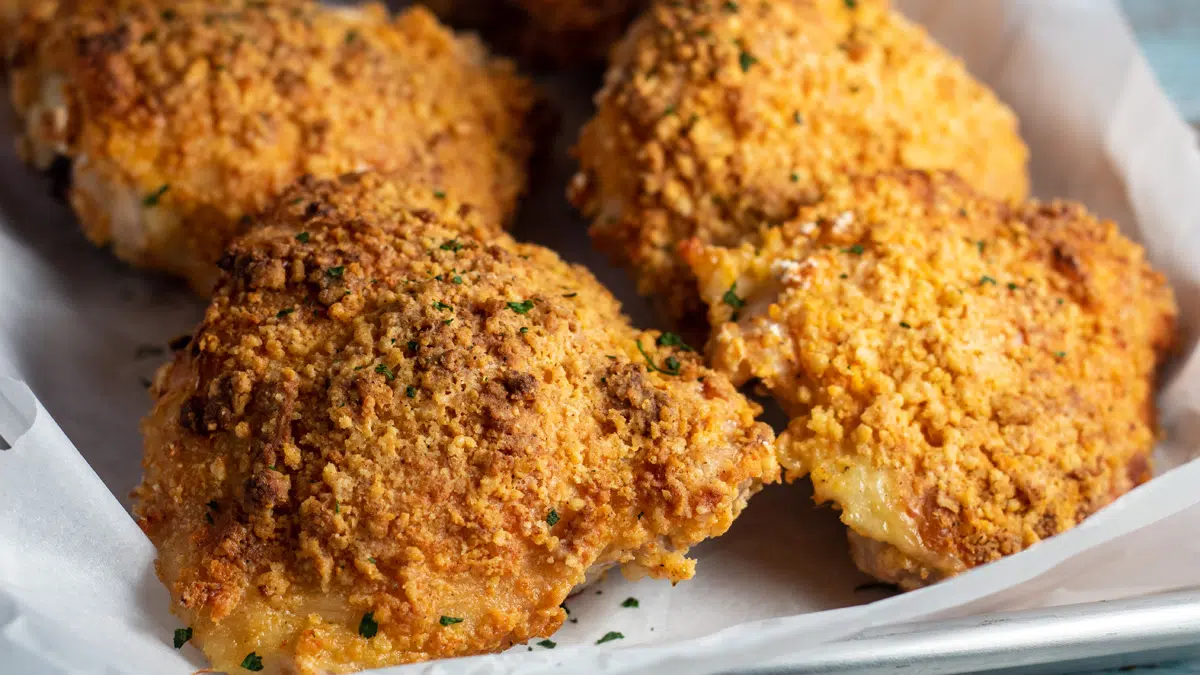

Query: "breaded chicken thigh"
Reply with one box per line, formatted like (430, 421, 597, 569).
(425, 0, 642, 66)
(572, 0, 1029, 325)
(682, 171, 1176, 589)
(135, 172, 779, 674)
(9, 0, 539, 292)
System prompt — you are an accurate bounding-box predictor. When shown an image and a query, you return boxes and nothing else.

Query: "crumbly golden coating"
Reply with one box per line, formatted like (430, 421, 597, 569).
(682, 170, 1176, 589)
(571, 0, 1029, 324)
(10, 0, 540, 292)
(135, 172, 778, 674)
(425, 0, 642, 66)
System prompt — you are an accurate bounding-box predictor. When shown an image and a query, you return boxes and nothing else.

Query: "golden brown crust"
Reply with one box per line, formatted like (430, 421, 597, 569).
(682, 170, 1175, 589)
(426, 0, 642, 66)
(571, 0, 1029, 324)
(10, 0, 540, 292)
(135, 172, 778, 673)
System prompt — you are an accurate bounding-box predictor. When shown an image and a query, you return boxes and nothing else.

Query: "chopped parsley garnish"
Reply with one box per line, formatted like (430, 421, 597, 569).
(295, 232, 310, 243)
(1055, 351, 1067, 359)
(537, 639, 557, 649)
(407, 340, 419, 352)
(1007, 282, 1019, 291)
(204, 512, 214, 525)
(358, 612, 378, 638)
(793, 111, 804, 125)
(520, 327, 529, 334)
(276, 308, 295, 318)
(432, 301, 453, 311)
(977, 240, 986, 254)
(375, 363, 395, 381)
(240, 652, 264, 671)
(722, 282, 746, 320)
(434, 190, 446, 199)
(507, 299, 535, 314)
(790, 172, 799, 182)
(723, 0, 739, 11)
(440, 239, 464, 252)
(546, 509, 560, 526)
(621, 597, 639, 608)
(173, 627, 192, 649)
(334, 501, 340, 514)
(405, 385, 417, 398)
(344, 29, 359, 44)
(636, 339, 682, 376)
(142, 184, 170, 207)
(979, 275, 998, 286)
(452, 275, 463, 285)
(662, 105, 676, 117)
(327, 265, 345, 278)
(738, 49, 758, 73)
(843, 244, 865, 255)
(439, 616, 464, 626)
(563, 292, 578, 298)
(843, 0, 857, 8)
(900, 321, 911, 329)
(596, 631, 624, 645)
(368, 557, 376, 564)
(656, 332, 693, 351)
(443, 318, 454, 326)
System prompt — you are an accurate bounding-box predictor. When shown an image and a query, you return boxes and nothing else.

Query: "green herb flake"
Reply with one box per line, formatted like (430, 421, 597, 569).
(334, 501, 340, 514)
(439, 616, 464, 627)
(407, 340, 419, 352)
(295, 231, 310, 243)
(507, 300, 535, 314)
(899, 321, 911, 329)
(520, 327, 529, 334)
(980, 275, 998, 286)
(142, 184, 170, 207)
(440, 239, 463, 252)
(358, 612, 379, 638)
(1057, 298, 1065, 305)
(596, 631, 625, 645)
(327, 265, 345, 278)
(241, 652, 264, 671)
(1055, 351, 1067, 359)
(173, 627, 192, 649)
(843, 244, 865, 255)
(656, 332, 693, 351)
(546, 509, 560, 526)
(276, 308, 295, 318)
(1007, 282, 1019, 291)
(722, 0, 738, 11)
(790, 172, 799, 183)
(793, 111, 804, 125)
(636, 339, 681, 376)
(738, 49, 758, 73)
(452, 275, 463, 285)
(843, 0, 857, 8)
(204, 512, 214, 525)
(563, 292, 578, 298)
(977, 240, 986, 254)
(375, 363, 395, 381)
(433, 301, 453, 311)
(537, 639, 557, 649)
(404, 385, 417, 399)
(621, 597, 640, 608)
(722, 283, 746, 320)
(434, 190, 446, 199)
(663, 355, 681, 374)
(368, 557, 376, 564)
(662, 104, 677, 117)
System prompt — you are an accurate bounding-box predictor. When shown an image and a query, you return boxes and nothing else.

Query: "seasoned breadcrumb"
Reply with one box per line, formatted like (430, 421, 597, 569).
(9, 0, 540, 292)
(425, 0, 642, 66)
(135, 172, 779, 674)
(682, 170, 1176, 589)
(572, 0, 1029, 325)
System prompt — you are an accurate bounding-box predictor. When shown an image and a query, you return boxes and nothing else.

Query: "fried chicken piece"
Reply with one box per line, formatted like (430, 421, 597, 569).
(135, 172, 779, 674)
(681, 170, 1176, 590)
(9, 0, 540, 292)
(425, 0, 642, 66)
(571, 0, 1029, 325)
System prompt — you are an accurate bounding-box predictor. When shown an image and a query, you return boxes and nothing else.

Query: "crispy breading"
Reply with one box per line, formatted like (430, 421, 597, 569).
(681, 170, 1176, 589)
(135, 172, 779, 674)
(425, 0, 642, 66)
(571, 0, 1029, 325)
(9, 0, 540, 292)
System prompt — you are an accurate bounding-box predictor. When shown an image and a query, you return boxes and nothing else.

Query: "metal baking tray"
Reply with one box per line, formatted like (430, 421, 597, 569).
(748, 589, 1200, 674)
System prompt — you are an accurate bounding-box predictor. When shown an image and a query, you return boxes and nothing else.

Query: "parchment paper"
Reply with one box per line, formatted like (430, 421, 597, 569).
(1, 1, 1199, 673)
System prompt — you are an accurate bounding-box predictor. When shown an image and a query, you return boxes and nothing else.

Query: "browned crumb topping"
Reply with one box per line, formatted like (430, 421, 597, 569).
(10, 0, 540, 290)
(136, 172, 778, 673)
(683, 170, 1176, 588)
(572, 0, 1029, 324)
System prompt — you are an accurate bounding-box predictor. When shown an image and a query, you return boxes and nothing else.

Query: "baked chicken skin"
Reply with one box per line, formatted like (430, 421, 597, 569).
(425, 0, 642, 66)
(571, 0, 1029, 325)
(9, 0, 539, 292)
(135, 172, 779, 674)
(682, 170, 1176, 589)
